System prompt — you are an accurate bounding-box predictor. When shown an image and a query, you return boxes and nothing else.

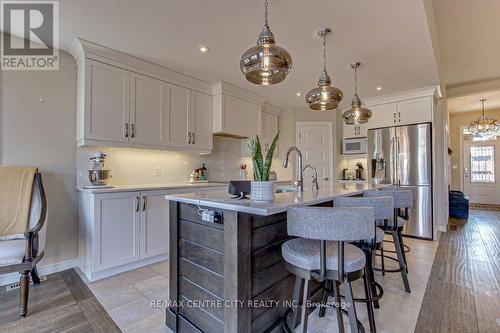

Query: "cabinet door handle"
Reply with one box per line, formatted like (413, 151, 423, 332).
(131, 124, 135, 138)
(398, 112, 401, 123)
(142, 195, 146, 211)
(192, 132, 195, 144)
(188, 132, 192, 144)
(125, 123, 129, 138)
(135, 196, 140, 212)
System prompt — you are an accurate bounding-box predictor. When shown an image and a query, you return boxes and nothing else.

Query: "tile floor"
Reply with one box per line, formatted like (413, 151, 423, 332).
(79, 235, 438, 333)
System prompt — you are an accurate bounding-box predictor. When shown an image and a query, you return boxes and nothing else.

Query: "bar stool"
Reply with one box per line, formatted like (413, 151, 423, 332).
(282, 205, 375, 333)
(364, 189, 412, 293)
(334, 196, 394, 333)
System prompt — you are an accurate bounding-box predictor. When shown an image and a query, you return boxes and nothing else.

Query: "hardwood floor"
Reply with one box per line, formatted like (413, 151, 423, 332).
(0, 269, 119, 333)
(415, 210, 500, 333)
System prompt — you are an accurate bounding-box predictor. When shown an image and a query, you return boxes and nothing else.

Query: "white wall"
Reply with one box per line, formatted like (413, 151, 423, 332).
(0, 47, 79, 266)
(432, 94, 449, 234)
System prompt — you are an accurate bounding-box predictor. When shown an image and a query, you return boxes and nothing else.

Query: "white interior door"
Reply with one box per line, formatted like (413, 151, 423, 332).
(463, 140, 500, 204)
(296, 122, 333, 186)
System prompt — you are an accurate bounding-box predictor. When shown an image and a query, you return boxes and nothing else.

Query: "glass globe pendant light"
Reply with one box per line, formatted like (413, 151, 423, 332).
(240, 0, 292, 85)
(467, 99, 500, 136)
(306, 28, 343, 111)
(342, 62, 372, 124)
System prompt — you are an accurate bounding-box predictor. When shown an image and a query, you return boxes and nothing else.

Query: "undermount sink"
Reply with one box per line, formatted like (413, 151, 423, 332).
(275, 185, 298, 193)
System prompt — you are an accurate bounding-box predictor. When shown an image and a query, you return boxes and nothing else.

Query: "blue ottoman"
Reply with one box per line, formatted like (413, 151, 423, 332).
(449, 191, 469, 219)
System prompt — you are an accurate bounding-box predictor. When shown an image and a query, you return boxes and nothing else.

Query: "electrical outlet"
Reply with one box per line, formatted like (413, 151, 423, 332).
(155, 167, 161, 176)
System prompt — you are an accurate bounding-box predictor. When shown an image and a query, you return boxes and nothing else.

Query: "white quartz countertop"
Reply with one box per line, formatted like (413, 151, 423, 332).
(164, 182, 388, 216)
(77, 182, 228, 193)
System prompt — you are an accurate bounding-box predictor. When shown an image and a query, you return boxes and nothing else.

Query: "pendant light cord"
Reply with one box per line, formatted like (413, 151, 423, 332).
(264, 0, 269, 26)
(322, 33, 327, 71)
(354, 65, 358, 94)
(481, 99, 486, 117)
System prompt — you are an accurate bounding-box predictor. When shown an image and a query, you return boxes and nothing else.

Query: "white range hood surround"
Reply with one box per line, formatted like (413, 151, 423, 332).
(212, 81, 266, 139)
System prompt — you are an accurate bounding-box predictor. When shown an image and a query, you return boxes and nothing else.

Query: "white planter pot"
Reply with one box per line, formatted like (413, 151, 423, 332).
(250, 181, 275, 202)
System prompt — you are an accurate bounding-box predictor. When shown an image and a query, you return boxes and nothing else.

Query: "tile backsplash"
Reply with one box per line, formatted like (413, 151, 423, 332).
(77, 136, 288, 186)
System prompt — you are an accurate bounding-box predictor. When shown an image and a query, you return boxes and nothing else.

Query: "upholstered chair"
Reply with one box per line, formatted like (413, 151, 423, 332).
(0, 167, 48, 317)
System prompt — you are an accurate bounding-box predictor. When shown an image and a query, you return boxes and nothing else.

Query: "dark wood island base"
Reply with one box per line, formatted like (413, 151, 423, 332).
(166, 201, 328, 333)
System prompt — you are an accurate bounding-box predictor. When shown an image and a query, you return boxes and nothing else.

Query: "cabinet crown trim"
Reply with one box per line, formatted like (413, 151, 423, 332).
(263, 103, 282, 116)
(365, 85, 440, 107)
(212, 81, 267, 106)
(69, 38, 212, 95)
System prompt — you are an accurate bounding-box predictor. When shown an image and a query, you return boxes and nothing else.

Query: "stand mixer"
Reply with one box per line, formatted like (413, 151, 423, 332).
(88, 152, 112, 186)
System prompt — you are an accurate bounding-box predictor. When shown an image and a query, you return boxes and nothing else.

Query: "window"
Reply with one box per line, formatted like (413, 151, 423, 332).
(470, 146, 495, 183)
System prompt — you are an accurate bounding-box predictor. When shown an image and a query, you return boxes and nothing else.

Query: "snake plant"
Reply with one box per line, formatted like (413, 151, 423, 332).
(248, 131, 279, 181)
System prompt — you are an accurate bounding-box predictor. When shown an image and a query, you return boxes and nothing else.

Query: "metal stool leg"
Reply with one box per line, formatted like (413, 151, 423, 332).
(343, 281, 360, 333)
(319, 280, 330, 318)
(392, 231, 411, 293)
(334, 281, 345, 333)
(291, 276, 303, 329)
(397, 229, 408, 273)
(300, 279, 310, 333)
(363, 271, 376, 333)
(366, 251, 380, 309)
(380, 244, 385, 276)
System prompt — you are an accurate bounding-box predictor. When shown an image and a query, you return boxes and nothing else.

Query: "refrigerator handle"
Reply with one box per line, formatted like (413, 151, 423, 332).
(390, 137, 395, 184)
(397, 137, 401, 186)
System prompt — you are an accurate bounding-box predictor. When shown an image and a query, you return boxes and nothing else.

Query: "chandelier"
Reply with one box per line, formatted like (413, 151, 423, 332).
(467, 99, 500, 136)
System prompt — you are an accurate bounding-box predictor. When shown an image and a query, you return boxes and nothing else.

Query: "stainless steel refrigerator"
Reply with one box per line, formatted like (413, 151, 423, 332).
(368, 123, 433, 239)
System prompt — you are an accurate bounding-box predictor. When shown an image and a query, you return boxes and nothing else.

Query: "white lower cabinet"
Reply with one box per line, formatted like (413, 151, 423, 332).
(94, 192, 141, 271)
(140, 191, 170, 259)
(79, 186, 226, 281)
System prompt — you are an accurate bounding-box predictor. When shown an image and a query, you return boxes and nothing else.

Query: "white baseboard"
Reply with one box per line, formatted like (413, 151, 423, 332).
(0, 258, 79, 287)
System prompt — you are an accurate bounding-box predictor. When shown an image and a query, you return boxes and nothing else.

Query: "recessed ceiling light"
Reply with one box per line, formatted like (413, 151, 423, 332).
(200, 46, 209, 53)
(375, 86, 383, 91)
(296, 92, 301, 96)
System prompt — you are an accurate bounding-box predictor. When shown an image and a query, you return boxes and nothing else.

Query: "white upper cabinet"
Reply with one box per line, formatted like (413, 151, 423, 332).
(71, 38, 213, 153)
(212, 81, 265, 139)
(343, 123, 368, 139)
(167, 86, 213, 150)
(367, 102, 398, 129)
(365, 87, 438, 129)
(85, 60, 130, 143)
(397, 96, 432, 125)
(130, 73, 167, 146)
(168, 84, 190, 147)
(189, 91, 213, 150)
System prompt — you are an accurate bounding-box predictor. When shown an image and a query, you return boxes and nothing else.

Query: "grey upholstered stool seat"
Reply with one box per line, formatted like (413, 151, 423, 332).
(282, 238, 366, 272)
(282, 205, 375, 333)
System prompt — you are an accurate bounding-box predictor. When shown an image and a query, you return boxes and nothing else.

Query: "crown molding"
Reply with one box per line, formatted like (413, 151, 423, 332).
(365, 85, 440, 106)
(69, 38, 212, 94)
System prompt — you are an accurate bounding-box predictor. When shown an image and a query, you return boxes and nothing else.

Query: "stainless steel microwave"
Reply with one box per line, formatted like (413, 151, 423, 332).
(343, 137, 367, 155)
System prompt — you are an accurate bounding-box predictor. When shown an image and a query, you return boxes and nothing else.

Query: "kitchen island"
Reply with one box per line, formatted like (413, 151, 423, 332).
(164, 182, 386, 333)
